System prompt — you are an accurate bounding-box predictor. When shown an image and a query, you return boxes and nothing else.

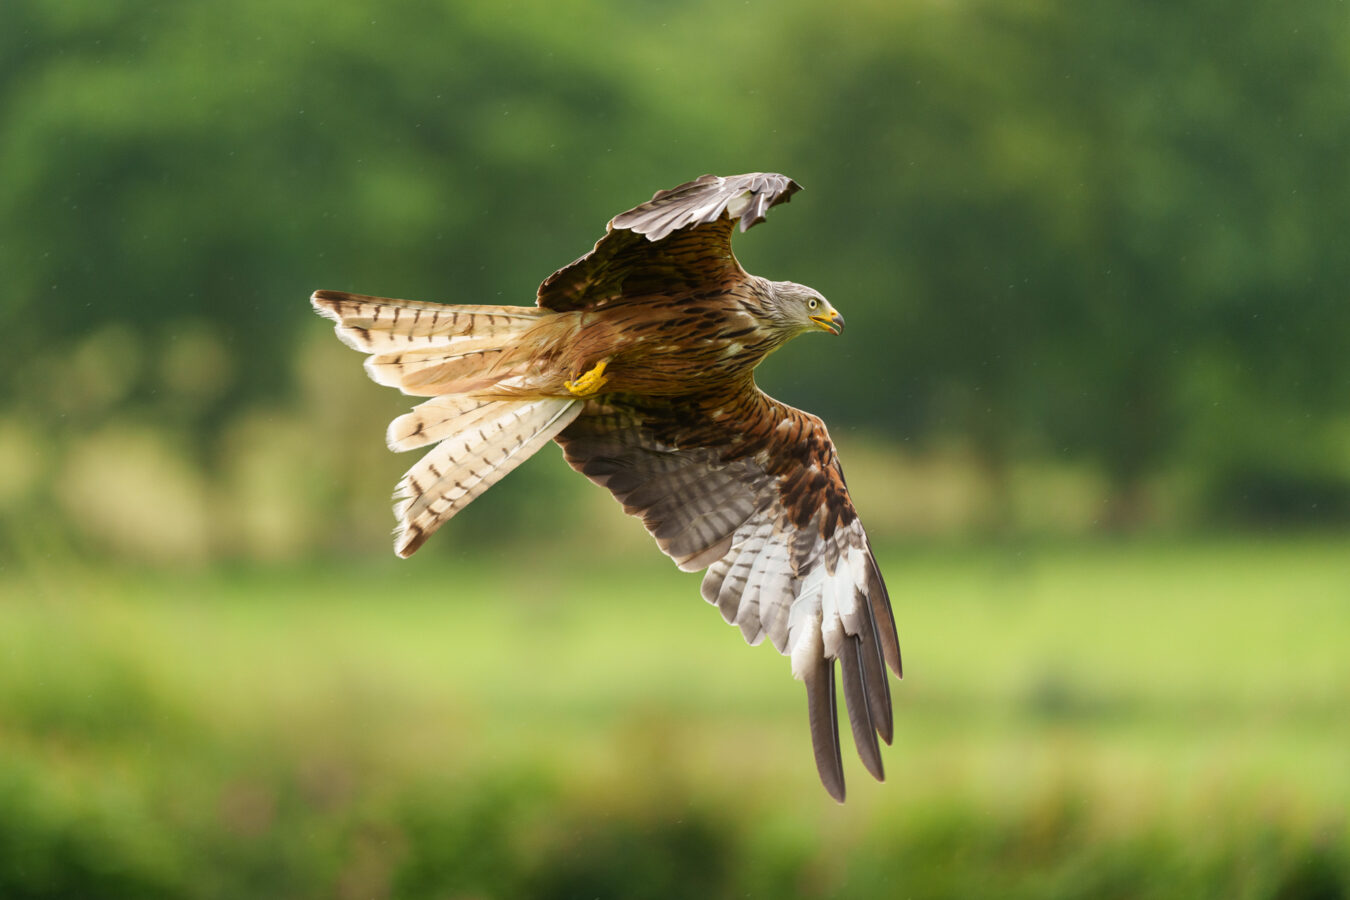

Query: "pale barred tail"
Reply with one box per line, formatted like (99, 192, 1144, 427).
(391, 396, 581, 556)
(311, 290, 549, 396)
(311, 290, 579, 557)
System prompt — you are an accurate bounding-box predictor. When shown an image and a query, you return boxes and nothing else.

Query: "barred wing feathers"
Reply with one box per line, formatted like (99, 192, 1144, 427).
(556, 392, 900, 802)
(537, 173, 801, 312)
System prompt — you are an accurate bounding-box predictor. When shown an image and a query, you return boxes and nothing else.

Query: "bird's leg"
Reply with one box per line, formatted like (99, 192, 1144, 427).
(564, 359, 610, 398)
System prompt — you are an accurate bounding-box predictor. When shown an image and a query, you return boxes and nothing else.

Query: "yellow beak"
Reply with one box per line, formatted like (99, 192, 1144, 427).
(810, 309, 845, 335)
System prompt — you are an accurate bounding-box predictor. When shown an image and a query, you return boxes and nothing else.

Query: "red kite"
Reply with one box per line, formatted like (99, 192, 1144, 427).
(313, 173, 900, 800)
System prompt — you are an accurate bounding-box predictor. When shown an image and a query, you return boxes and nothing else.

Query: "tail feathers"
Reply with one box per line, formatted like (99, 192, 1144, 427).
(313, 290, 553, 396)
(364, 343, 520, 395)
(312, 290, 545, 353)
(392, 397, 581, 557)
(312, 289, 579, 556)
(387, 395, 501, 452)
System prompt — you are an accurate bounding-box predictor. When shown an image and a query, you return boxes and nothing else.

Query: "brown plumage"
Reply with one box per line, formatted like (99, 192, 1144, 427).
(311, 173, 901, 801)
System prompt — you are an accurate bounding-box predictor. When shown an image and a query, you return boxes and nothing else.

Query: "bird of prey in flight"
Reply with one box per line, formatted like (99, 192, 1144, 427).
(312, 173, 900, 801)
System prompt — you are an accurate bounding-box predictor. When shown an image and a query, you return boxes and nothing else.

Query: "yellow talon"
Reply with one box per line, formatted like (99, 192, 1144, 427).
(564, 359, 610, 398)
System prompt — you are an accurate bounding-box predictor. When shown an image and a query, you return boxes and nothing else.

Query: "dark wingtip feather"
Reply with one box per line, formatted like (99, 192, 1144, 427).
(839, 637, 886, 782)
(866, 551, 902, 678)
(805, 660, 846, 803)
(859, 589, 895, 745)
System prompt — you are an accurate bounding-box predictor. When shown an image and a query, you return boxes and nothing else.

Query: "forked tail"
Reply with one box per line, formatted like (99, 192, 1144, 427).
(312, 290, 580, 555)
(311, 289, 558, 395)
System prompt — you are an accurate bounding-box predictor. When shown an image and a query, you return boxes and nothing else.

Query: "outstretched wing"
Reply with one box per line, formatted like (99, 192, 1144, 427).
(537, 173, 801, 312)
(555, 389, 901, 802)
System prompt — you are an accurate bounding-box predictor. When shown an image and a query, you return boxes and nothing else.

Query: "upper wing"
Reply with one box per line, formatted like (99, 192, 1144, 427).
(555, 389, 901, 802)
(536, 173, 801, 312)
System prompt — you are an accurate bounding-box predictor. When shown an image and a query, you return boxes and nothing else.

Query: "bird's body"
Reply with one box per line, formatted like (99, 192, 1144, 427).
(565, 290, 775, 395)
(313, 173, 900, 801)
(521, 285, 780, 398)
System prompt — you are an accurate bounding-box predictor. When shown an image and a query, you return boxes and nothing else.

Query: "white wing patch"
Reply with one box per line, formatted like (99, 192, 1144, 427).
(725, 190, 752, 218)
(704, 511, 897, 803)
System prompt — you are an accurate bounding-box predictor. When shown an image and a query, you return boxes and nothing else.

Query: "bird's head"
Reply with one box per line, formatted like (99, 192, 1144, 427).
(765, 280, 845, 337)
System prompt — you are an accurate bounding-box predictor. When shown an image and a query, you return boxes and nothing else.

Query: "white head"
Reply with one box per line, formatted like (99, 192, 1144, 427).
(764, 280, 845, 337)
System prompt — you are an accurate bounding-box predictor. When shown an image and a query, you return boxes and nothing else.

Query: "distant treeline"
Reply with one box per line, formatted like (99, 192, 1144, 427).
(3, 0, 1348, 550)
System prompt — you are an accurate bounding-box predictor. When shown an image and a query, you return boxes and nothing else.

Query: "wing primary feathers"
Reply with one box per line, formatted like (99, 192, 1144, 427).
(612, 172, 800, 241)
(859, 596, 895, 744)
(805, 659, 846, 804)
(866, 550, 903, 678)
(839, 635, 886, 781)
(556, 390, 900, 800)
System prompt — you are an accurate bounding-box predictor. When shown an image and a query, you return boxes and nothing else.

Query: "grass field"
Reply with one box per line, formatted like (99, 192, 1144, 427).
(2, 536, 1348, 898)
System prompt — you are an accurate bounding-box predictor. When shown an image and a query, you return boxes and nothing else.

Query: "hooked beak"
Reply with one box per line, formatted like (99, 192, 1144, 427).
(810, 309, 845, 335)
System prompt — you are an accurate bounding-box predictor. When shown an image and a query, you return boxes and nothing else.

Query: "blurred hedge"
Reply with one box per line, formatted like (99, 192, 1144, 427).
(3, 760, 1346, 900)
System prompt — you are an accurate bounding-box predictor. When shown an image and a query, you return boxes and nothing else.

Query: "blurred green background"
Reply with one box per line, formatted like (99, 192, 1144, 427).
(2, 0, 1348, 897)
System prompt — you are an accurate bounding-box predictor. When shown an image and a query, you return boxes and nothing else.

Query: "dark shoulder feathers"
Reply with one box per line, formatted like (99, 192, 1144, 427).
(536, 173, 801, 312)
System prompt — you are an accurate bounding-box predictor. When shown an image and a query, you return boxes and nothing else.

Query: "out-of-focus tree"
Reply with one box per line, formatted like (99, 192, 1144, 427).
(3, 0, 1348, 559)
(771, 0, 1350, 522)
(1, 0, 658, 426)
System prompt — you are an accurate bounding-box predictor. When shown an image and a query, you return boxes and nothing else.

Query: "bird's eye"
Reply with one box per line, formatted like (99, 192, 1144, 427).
(808, 298, 818, 309)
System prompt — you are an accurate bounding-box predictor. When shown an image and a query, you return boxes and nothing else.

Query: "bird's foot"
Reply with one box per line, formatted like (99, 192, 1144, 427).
(564, 359, 610, 398)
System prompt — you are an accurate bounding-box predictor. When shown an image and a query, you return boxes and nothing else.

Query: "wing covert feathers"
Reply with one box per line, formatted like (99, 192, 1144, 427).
(556, 393, 901, 802)
(610, 172, 801, 241)
(805, 656, 846, 803)
(535, 173, 800, 312)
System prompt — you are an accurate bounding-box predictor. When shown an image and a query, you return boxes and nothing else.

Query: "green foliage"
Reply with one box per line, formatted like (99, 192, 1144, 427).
(2, 0, 1348, 551)
(2, 538, 1349, 897)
